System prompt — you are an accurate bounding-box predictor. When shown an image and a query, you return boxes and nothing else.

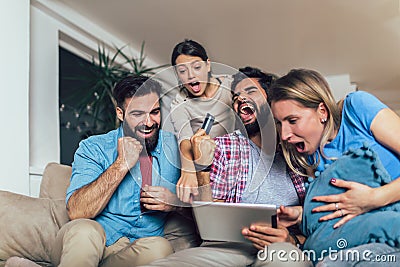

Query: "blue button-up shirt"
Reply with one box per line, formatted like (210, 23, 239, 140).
(66, 127, 181, 246)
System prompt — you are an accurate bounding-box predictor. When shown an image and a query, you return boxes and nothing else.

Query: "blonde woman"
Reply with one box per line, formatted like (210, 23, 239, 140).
(269, 68, 400, 266)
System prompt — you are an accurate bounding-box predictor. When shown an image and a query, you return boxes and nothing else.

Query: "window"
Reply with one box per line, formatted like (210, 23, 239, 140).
(59, 47, 112, 165)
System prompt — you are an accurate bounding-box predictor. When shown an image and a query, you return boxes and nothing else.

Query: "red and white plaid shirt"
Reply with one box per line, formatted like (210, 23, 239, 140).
(210, 130, 306, 204)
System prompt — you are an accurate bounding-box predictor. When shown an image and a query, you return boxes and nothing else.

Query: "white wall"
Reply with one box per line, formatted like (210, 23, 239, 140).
(30, 6, 60, 172)
(0, 0, 30, 195)
(325, 74, 357, 101)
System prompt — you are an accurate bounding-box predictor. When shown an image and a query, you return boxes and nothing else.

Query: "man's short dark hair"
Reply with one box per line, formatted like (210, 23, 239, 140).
(112, 75, 162, 109)
(231, 66, 278, 96)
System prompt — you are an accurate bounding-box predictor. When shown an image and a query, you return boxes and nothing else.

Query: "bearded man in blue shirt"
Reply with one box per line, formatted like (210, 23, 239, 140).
(54, 75, 183, 267)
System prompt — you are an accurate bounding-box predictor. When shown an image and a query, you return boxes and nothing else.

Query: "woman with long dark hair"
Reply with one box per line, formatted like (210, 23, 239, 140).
(169, 39, 235, 203)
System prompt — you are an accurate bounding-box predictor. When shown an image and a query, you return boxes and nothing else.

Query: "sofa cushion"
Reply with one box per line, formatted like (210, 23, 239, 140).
(39, 162, 71, 200)
(0, 191, 69, 264)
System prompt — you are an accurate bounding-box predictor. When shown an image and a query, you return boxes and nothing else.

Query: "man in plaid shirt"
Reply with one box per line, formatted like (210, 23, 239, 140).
(194, 67, 305, 205)
(145, 67, 310, 267)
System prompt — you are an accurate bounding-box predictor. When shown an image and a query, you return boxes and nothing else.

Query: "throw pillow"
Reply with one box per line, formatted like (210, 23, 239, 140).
(302, 143, 400, 261)
(0, 191, 69, 264)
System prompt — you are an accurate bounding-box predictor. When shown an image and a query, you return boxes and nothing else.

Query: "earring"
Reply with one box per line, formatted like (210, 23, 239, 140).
(321, 118, 327, 123)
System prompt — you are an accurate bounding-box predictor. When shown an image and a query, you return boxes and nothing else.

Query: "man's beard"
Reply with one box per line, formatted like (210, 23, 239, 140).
(245, 121, 260, 137)
(123, 123, 160, 154)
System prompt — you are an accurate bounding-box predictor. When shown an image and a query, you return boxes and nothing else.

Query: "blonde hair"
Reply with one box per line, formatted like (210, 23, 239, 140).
(269, 69, 342, 176)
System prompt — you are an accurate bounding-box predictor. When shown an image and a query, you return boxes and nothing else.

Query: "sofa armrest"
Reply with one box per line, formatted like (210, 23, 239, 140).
(0, 191, 69, 264)
(39, 163, 71, 200)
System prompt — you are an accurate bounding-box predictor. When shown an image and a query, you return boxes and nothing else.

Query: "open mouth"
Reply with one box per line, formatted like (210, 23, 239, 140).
(137, 125, 157, 137)
(239, 103, 255, 115)
(237, 101, 256, 124)
(187, 81, 201, 93)
(139, 128, 153, 134)
(294, 142, 305, 153)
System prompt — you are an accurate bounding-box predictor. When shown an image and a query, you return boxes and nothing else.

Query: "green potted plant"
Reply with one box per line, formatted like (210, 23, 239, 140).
(60, 41, 169, 137)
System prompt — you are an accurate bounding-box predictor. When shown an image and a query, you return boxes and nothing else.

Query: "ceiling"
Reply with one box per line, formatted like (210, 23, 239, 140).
(58, 0, 400, 111)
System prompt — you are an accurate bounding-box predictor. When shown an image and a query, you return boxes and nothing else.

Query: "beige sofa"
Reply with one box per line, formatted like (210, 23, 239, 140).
(0, 163, 201, 266)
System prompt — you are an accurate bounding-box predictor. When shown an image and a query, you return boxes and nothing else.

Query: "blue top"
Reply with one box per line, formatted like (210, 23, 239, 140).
(66, 127, 181, 246)
(314, 91, 400, 179)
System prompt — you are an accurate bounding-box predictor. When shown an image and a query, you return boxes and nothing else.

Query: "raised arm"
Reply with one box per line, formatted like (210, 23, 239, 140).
(67, 137, 142, 220)
(190, 128, 216, 201)
(176, 139, 200, 203)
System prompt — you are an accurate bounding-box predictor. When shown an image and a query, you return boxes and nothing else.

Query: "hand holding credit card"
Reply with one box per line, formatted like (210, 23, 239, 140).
(201, 113, 215, 134)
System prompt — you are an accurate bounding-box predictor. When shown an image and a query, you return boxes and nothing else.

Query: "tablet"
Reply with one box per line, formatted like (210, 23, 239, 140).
(192, 201, 277, 243)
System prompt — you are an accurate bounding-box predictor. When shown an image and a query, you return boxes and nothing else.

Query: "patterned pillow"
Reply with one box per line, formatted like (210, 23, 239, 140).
(301, 143, 400, 261)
